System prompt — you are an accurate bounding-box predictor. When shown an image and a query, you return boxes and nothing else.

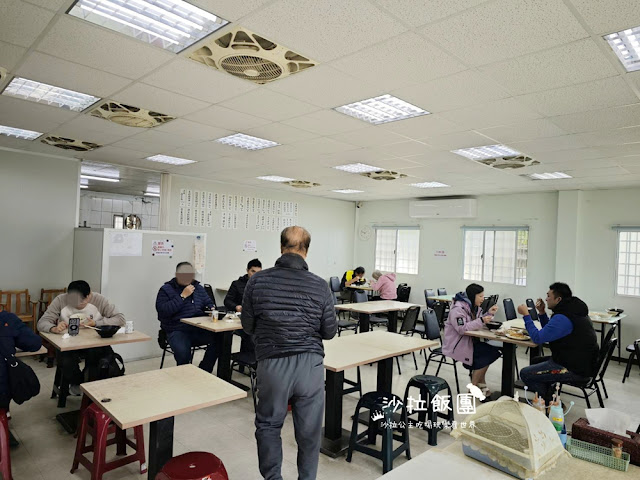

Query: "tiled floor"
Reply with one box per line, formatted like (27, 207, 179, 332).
(9, 334, 640, 480)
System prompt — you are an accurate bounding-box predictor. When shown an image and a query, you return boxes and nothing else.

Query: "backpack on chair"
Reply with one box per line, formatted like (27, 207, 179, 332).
(97, 349, 125, 380)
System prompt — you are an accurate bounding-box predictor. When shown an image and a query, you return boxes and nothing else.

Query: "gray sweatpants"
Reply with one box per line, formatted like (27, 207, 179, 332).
(255, 352, 325, 480)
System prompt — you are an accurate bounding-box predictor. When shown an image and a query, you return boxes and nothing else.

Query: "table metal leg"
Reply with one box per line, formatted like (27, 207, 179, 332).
(148, 416, 174, 480)
(320, 370, 350, 458)
(501, 343, 516, 398)
(356, 357, 396, 427)
(359, 313, 370, 333)
(387, 311, 398, 333)
(215, 331, 249, 391)
(618, 319, 622, 364)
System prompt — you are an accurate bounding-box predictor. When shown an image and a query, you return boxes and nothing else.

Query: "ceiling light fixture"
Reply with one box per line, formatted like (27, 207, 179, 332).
(410, 182, 450, 188)
(145, 154, 196, 165)
(216, 133, 279, 150)
(334, 94, 429, 124)
(2, 77, 100, 112)
(605, 26, 640, 72)
(257, 175, 295, 182)
(68, 0, 229, 53)
(332, 189, 364, 194)
(0, 124, 43, 140)
(333, 163, 383, 174)
(144, 192, 161, 197)
(81, 174, 120, 183)
(80, 185, 89, 189)
(525, 172, 572, 180)
(451, 144, 522, 161)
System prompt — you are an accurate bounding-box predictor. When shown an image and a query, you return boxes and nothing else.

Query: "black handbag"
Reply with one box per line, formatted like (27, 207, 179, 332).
(97, 351, 125, 380)
(1, 350, 40, 405)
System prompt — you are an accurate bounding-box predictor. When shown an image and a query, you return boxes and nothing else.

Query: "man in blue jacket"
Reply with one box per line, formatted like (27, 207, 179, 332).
(518, 282, 599, 399)
(0, 310, 43, 408)
(156, 261, 217, 372)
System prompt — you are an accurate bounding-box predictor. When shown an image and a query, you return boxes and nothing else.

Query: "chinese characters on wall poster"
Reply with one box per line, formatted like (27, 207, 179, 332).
(178, 189, 299, 231)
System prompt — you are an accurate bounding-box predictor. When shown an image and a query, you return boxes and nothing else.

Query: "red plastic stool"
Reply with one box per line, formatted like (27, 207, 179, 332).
(154, 452, 228, 480)
(71, 403, 147, 480)
(0, 409, 12, 480)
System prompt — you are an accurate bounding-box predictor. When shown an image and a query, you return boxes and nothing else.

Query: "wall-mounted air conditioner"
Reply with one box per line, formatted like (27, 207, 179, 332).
(409, 198, 477, 219)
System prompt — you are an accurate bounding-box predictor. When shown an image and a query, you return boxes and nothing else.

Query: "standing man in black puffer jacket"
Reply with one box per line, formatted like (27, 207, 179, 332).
(242, 226, 337, 480)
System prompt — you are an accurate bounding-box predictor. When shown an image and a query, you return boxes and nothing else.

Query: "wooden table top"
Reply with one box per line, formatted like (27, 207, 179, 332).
(335, 300, 421, 314)
(41, 328, 151, 352)
(589, 313, 627, 324)
(16, 346, 47, 357)
(465, 327, 538, 348)
(427, 295, 454, 303)
(347, 285, 375, 291)
(80, 365, 246, 429)
(181, 315, 243, 332)
(323, 331, 438, 372)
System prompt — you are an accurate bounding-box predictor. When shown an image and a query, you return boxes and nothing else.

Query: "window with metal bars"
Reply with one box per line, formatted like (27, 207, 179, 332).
(616, 229, 640, 296)
(374, 227, 420, 275)
(463, 227, 528, 286)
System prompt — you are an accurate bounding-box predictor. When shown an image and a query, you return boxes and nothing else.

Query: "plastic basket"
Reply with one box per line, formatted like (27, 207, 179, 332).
(566, 437, 630, 472)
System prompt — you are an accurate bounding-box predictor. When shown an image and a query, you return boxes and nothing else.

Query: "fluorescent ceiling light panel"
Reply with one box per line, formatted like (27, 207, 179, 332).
(145, 154, 196, 165)
(410, 182, 450, 188)
(452, 144, 522, 161)
(216, 133, 279, 150)
(526, 172, 572, 180)
(332, 189, 364, 194)
(334, 94, 430, 125)
(80, 185, 89, 189)
(333, 163, 382, 174)
(81, 174, 120, 182)
(68, 0, 229, 53)
(144, 192, 161, 197)
(257, 175, 295, 182)
(0, 125, 43, 140)
(2, 77, 100, 112)
(605, 27, 640, 72)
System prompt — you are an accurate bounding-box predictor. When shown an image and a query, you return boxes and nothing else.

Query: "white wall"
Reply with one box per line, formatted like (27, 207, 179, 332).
(355, 193, 559, 319)
(79, 191, 160, 230)
(0, 149, 79, 299)
(166, 175, 356, 294)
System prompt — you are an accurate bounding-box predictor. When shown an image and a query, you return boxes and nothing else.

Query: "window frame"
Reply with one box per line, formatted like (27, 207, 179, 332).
(461, 226, 529, 286)
(614, 226, 640, 298)
(373, 226, 420, 275)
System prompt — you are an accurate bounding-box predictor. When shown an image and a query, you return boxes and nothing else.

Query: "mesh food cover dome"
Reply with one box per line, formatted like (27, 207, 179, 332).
(452, 396, 570, 479)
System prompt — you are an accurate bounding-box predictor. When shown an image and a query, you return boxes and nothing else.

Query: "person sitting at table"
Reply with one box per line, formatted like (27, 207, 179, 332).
(156, 261, 218, 373)
(518, 282, 599, 401)
(224, 258, 262, 313)
(0, 309, 42, 409)
(369, 270, 397, 301)
(338, 266, 366, 302)
(442, 283, 500, 397)
(38, 280, 125, 395)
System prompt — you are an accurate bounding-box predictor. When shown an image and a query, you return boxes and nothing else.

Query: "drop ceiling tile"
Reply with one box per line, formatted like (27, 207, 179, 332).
(478, 119, 568, 143)
(372, 0, 489, 28)
(0, 0, 55, 48)
(127, 130, 197, 150)
(510, 135, 589, 154)
(329, 127, 407, 148)
(331, 32, 466, 91)
(289, 137, 360, 155)
(518, 76, 638, 117)
(439, 97, 542, 130)
(168, 156, 258, 174)
(265, 65, 384, 108)
(58, 115, 139, 141)
(0, 135, 36, 150)
(219, 89, 319, 122)
(241, 0, 408, 62)
(391, 70, 510, 114)
(153, 119, 233, 142)
(548, 104, 640, 134)
(111, 138, 167, 154)
(243, 122, 318, 144)
(16, 51, 130, 98)
(378, 140, 433, 158)
(0, 95, 76, 132)
(569, 0, 640, 34)
(315, 149, 396, 167)
(37, 16, 174, 80)
(0, 41, 27, 71)
(281, 110, 367, 136)
(593, 142, 640, 158)
(183, 105, 271, 130)
(479, 39, 619, 95)
(421, 130, 497, 151)
(23, 0, 69, 11)
(113, 83, 210, 118)
(421, 0, 588, 67)
(378, 114, 466, 139)
(626, 72, 640, 96)
(565, 166, 630, 178)
(533, 147, 611, 163)
(617, 155, 640, 166)
(572, 126, 640, 147)
(188, 0, 274, 22)
(142, 58, 257, 104)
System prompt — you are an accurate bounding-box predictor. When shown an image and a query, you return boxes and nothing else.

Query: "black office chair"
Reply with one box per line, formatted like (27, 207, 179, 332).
(437, 288, 447, 296)
(421, 309, 460, 393)
(158, 328, 206, 369)
(433, 302, 447, 330)
(526, 298, 539, 320)
(437, 288, 449, 320)
(396, 306, 421, 374)
(622, 338, 640, 383)
(425, 289, 436, 308)
(329, 276, 346, 304)
(358, 290, 387, 330)
(397, 284, 411, 302)
(203, 284, 218, 309)
(503, 298, 517, 320)
(337, 291, 359, 336)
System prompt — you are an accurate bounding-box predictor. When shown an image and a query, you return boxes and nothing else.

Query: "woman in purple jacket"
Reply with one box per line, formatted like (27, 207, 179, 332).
(441, 283, 500, 397)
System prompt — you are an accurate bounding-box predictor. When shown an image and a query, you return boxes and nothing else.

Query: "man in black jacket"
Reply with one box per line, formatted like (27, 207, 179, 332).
(242, 226, 337, 480)
(224, 258, 262, 313)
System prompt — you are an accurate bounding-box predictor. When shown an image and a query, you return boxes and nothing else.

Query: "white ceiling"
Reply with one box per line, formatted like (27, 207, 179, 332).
(1, 0, 640, 202)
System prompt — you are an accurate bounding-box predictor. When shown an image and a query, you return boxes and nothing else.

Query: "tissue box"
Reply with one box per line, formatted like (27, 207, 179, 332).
(571, 418, 640, 466)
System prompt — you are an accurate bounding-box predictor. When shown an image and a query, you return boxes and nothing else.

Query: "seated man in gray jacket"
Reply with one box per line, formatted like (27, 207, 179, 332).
(242, 226, 337, 480)
(38, 280, 125, 394)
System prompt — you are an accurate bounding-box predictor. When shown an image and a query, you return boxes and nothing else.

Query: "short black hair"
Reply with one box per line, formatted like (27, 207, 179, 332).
(176, 261, 192, 271)
(354, 266, 365, 275)
(549, 282, 572, 299)
(67, 280, 91, 298)
(247, 259, 262, 270)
